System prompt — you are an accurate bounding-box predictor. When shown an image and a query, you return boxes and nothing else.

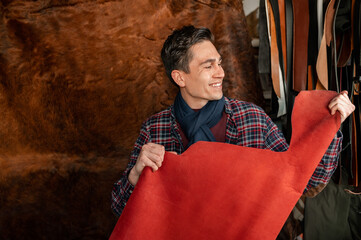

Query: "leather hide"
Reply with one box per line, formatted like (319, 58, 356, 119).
(110, 90, 340, 240)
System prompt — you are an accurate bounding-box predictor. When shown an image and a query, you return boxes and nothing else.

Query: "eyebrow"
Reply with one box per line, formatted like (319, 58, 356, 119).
(200, 57, 222, 65)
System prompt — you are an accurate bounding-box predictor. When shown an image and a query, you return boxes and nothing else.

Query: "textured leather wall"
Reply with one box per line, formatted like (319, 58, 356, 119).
(0, 0, 263, 238)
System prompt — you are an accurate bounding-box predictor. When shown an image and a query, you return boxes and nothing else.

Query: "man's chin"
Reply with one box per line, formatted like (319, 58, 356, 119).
(210, 94, 224, 101)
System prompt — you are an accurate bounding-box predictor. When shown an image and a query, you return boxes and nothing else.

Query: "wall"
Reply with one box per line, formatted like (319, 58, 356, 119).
(0, 0, 264, 238)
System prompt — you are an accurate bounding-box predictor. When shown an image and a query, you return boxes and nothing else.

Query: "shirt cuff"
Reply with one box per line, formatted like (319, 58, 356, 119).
(125, 170, 135, 194)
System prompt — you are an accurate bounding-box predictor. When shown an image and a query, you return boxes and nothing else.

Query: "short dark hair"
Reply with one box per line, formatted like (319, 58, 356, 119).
(161, 25, 214, 86)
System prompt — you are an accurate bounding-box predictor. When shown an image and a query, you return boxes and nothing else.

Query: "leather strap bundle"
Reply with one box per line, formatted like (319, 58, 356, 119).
(260, 0, 361, 189)
(348, 0, 361, 191)
(336, 0, 361, 190)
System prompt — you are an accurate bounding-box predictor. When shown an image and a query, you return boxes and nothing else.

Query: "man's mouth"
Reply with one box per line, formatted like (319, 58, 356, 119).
(209, 82, 222, 87)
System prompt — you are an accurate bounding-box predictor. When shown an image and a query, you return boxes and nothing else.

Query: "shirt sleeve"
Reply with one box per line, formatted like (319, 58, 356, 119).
(111, 121, 150, 217)
(304, 130, 343, 193)
(263, 114, 289, 152)
(262, 112, 343, 194)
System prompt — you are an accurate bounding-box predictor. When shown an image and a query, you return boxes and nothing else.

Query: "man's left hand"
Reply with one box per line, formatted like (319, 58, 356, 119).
(328, 90, 356, 124)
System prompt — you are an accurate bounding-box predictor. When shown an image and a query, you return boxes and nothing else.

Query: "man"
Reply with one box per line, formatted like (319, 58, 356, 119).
(111, 25, 355, 217)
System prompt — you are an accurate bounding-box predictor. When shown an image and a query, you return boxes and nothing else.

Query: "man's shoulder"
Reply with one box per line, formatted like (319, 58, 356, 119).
(143, 106, 174, 126)
(225, 97, 265, 114)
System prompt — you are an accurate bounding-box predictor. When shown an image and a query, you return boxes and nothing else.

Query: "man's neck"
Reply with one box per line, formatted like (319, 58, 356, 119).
(180, 92, 209, 109)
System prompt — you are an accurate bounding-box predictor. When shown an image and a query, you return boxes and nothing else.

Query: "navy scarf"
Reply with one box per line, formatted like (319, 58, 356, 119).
(174, 92, 225, 149)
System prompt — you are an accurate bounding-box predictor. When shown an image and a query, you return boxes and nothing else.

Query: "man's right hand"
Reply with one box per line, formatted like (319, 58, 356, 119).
(128, 143, 165, 186)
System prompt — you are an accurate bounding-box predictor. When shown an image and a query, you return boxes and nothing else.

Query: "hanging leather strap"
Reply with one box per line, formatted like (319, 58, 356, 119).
(284, 0, 294, 142)
(279, 0, 288, 79)
(331, 0, 342, 92)
(350, 0, 361, 188)
(268, 0, 281, 97)
(259, 0, 272, 76)
(336, 32, 352, 67)
(335, 0, 353, 67)
(353, 0, 360, 79)
(316, 0, 338, 90)
(292, 0, 309, 91)
(285, 0, 293, 90)
(349, 79, 360, 189)
(269, 0, 287, 88)
(317, 0, 324, 48)
(308, 0, 320, 90)
(267, 0, 288, 118)
(350, 97, 359, 187)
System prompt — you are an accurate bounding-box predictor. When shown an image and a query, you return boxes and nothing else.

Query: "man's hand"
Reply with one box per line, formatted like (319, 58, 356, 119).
(328, 90, 355, 124)
(128, 143, 165, 186)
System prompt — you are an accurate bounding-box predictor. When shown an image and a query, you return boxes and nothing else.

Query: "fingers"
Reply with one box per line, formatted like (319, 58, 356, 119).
(328, 91, 347, 114)
(143, 143, 165, 167)
(328, 91, 355, 123)
(136, 143, 165, 173)
(129, 143, 165, 186)
(328, 91, 346, 109)
(132, 144, 179, 186)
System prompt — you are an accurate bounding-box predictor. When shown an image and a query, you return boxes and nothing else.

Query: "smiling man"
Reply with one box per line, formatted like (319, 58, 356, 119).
(111, 25, 355, 217)
(171, 40, 224, 109)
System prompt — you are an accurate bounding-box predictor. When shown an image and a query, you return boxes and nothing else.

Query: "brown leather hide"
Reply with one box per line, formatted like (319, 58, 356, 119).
(0, 0, 264, 239)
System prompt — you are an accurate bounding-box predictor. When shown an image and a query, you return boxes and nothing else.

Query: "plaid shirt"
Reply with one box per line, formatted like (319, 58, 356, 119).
(111, 97, 342, 216)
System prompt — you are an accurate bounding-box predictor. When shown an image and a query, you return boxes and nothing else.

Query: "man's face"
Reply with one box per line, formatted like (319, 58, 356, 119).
(177, 40, 224, 109)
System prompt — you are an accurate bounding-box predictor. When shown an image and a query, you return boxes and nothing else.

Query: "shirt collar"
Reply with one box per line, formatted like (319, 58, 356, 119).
(224, 97, 232, 115)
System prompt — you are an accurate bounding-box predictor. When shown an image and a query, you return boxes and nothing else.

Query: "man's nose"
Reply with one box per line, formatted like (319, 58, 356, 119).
(214, 65, 225, 78)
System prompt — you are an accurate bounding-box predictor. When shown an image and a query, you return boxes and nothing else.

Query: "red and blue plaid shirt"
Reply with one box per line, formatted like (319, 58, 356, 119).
(111, 97, 342, 216)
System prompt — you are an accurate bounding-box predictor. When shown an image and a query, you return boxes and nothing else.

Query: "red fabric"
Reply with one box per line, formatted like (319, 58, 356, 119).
(110, 90, 340, 240)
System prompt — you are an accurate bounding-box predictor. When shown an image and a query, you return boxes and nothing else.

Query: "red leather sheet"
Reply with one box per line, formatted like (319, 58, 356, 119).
(110, 90, 340, 240)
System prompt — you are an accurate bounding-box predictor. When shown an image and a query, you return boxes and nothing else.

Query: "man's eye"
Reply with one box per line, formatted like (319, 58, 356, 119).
(205, 65, 212, 69)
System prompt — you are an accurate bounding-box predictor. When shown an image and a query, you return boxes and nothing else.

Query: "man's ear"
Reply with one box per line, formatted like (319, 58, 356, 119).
(171, 70, 186, 88)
